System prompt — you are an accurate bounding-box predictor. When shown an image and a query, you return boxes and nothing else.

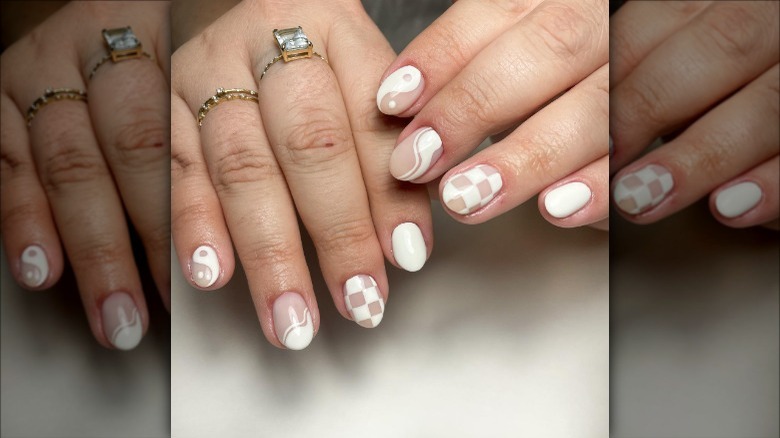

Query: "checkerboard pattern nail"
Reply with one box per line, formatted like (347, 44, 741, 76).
(613, 164, 674, 215)
(442, 165, 503, 215)
(343, 274, 384, 328)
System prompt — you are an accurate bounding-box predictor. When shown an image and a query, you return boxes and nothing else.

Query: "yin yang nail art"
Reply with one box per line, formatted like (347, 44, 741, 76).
(20, 245, 48, 288)
(191, 245, 219, 288)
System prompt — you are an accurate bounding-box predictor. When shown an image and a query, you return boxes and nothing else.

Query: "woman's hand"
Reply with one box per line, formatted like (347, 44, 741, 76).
(376, 0, 609, 228)
(610, 1, 779, 228)
(171, 0, 433, 350)
(1, 1, 170, 350)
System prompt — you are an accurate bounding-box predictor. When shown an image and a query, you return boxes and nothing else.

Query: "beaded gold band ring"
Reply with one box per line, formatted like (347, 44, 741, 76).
(197, 88, 259, 128)
(260, 27, 327, 80)
(26, 88, 88, 127)
(89, 26, 153, 80)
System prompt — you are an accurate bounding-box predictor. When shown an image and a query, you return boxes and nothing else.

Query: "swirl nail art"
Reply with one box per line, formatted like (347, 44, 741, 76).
(376, 66, 424, 115)
(390, 127, 443, 181)
(20, 245, 48, 288)
(273, 292, 314, 350)
(102, 292, 143, 351)
(191, 245, 219, 288)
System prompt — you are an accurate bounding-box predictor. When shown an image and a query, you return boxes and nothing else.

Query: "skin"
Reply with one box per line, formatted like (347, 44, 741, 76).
(0, 1, 170, 348)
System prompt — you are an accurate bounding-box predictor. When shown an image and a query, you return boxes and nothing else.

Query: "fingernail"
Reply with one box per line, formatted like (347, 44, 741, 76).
(545, 181, 592, 218)
(102, 292, 142, 351)
(716, 181, 762, 218)
(20, 244, 48, 288)
(343, 274, 385, 328)
(376, 65, 424, 115)
(442, 165, 503, 215)
(191, 245, 219, 288)
(391, 222, 426, 272)
(273, 292, 314, 350)
(390, 127, 443, 181)
(613, 164, 674, 215)
(609, 135, 614, 158)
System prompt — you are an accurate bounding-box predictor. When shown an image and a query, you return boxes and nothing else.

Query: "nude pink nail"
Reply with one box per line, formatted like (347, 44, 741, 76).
(101, 292, 142, 351)
(390, 127, 443, 181)
(273, 292, 314, 350)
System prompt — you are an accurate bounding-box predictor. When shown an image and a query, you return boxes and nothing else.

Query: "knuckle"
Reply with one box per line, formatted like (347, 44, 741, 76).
(683, 133, 734, 179)
(702, 4, 764, 59)
(531, 1, 592, 61)
(171, 196, 212, 230)
(417, 23, 473, 72)
(39, 134, 108, 193)
(487, 0, 533, 16)
(239, 238, 298, 273)
(110, 117, 168, 167)
(279, 107, 353, 169)
(171, 149, 206, 180)
(437, 73, 501, 132)
(314, 216, 376, 255)
(70, 237, 126, 268)
(211, 144, 280, 194)
(614, 79, 668, 130)
(517, 130, 568, 181)
(0, 150, 30, 179)
(1, 202, 39, 229)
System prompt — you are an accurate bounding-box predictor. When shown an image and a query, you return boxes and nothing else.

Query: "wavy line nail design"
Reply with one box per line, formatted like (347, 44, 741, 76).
(102, 292, 142, 351)
(191, 245, 219, 288)
(20, 245, 48, 288)
(377, 65, 424, 115)
(273, 292, 314, 350)
(390, 127, 443, 181)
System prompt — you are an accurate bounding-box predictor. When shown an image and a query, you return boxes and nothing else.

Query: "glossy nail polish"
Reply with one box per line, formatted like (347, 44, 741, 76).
(273, 292, 314, 350)
(20, 244, 48, 288)
(545, 182, 592, 218)
(716, 181, 762, 218)
(376, 65, 424, 115)
(102, 292, 142, 351)
(191, 245, 219, 288)
(390, 127, 442, 181)
(343, 274, 384, 328)
(613, 164, 673, 215)
(442, 165, 503, 215)
(391, 222, 426, 272)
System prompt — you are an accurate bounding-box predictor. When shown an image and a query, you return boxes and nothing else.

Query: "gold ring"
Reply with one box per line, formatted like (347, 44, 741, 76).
(26, 88, 87, 127)
(260, 26, 327, 80)
(197, 88, 259, 128)
(89, 26, 153, 80)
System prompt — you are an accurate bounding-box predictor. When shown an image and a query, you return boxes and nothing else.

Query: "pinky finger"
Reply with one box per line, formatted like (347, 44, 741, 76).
(710, 156, 779, 229)
(539, 155, 609, 228)
(0, 93, 64, 289)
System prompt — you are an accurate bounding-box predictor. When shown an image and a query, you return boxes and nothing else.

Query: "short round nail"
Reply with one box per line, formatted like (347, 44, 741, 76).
(273, 292, 314, 350)
(716, 181, 762, 218)
(442, 165, 503, 215)
(545, 182, 592, 218)
(343, 274, 385, 328)
(190, 245, 219, 288)
(391, 222, 426, 272)
(613, 164, 674, 215)
(390, 127, 442, 181)
(20, 244, 48, 288)
(102, 292, 142, 351)
(376, 65, 424, 115)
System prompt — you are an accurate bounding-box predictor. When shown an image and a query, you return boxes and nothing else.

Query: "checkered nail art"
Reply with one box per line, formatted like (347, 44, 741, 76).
(442, 165, 503, 215)
(343, 274, 385, 328)
(613, 164, 674, 215)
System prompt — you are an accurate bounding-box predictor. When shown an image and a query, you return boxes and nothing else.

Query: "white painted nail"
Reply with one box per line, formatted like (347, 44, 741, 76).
(344, 274, 385, 328)
(545, 182, 592, 218)
(715, 181, 762, 218)
(20, 244, 48, 288)
(102, 292, 142, 351)
(442, 165, 503, 215)
(273, 292, 314, 350)
(391, 222, 426, 272)
(376, 66, 424, 115)
(191, 245, 219, 288)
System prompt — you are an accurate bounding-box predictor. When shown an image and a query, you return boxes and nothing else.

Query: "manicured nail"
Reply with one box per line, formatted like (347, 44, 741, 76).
(716, 181, 762, 218)
(613, 164, 673, 215)
(545, 181, 592, 218)
(442, 165, 503, 215)
(191, 245, 219, 288)
(609, 135, 614, 158)
(376, 65, 424, 115)
(102, 292, 142, 351)
(391, 222, 426, 272)
(20, 244, 48, 288)
(273, 292, 314, 350)
(343, 274, 385, 328)
(390, 127, 442, 181)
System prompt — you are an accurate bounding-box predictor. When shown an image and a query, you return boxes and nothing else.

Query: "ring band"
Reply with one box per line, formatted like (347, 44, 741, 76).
(197, 88, 259, 128)
(26, 88, 88, 127)
(89, 26, 153, 80)
(260, 26, 327, 80)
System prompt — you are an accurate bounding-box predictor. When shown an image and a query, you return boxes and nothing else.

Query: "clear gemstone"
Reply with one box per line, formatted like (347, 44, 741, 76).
(275, 27, 309, 52)
(104, 27, 140, 51)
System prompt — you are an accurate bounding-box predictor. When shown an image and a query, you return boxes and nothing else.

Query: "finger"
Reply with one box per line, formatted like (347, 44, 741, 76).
(0, 92, 64, 289)
(612, 64, 779, 224)
(329, 9, 432, 272)
(610, 1, 779, 170)
(610, 1, 711, 86)
(258, 26, 387, 328)
(438, 63, 608, 223)
(390, 0, 608, 183)
(84, 28, 171, 309)
(540, 155, 609, 228)
(376, 0, 541, 116)
(710, 155, 779, 228)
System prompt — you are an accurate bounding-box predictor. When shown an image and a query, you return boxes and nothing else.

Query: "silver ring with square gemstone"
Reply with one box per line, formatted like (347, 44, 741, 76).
(88, 26, 152, 80)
